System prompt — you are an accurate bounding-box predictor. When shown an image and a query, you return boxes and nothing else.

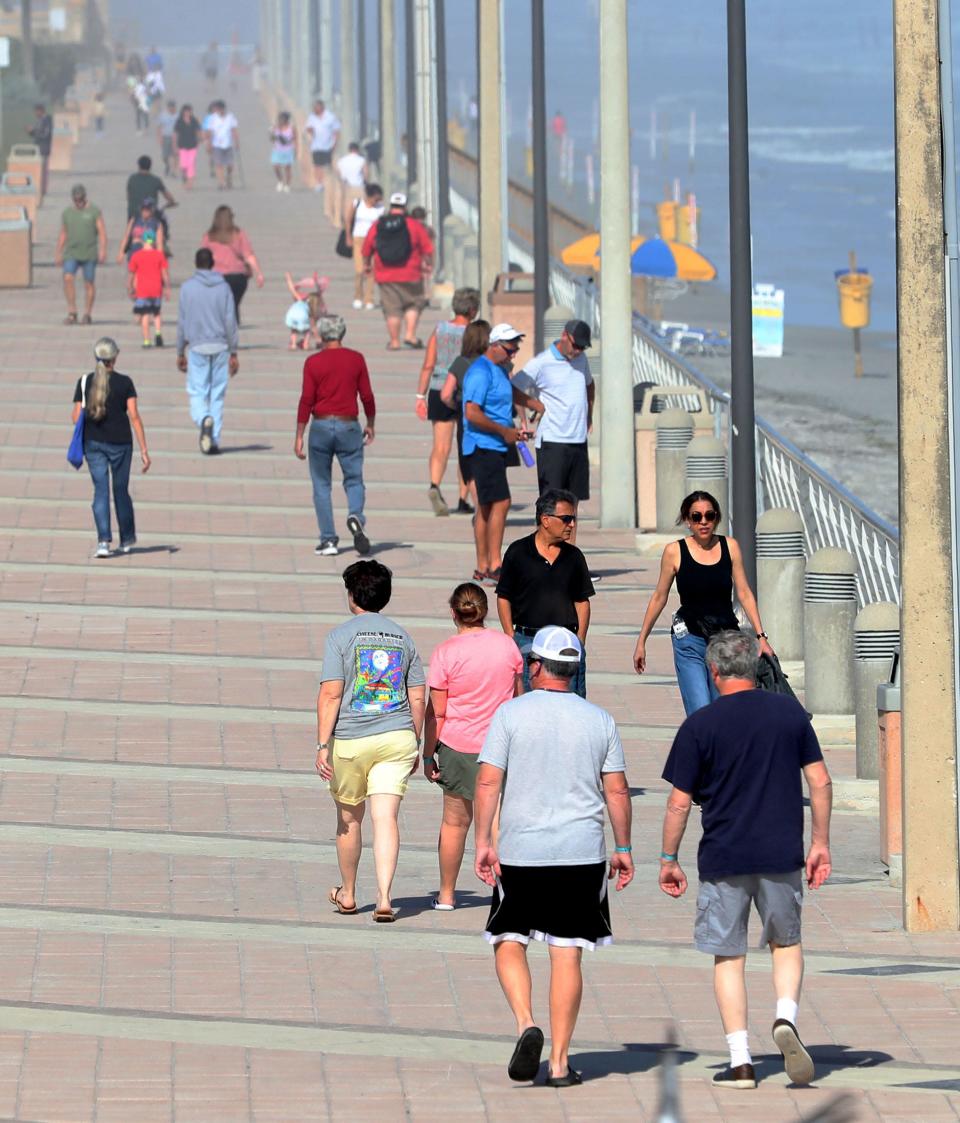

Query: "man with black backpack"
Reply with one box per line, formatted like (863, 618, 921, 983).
(361, 192, 434, 350)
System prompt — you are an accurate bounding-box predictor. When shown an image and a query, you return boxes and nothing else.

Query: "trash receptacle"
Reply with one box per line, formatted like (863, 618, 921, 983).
(878, 663, 902, 886)
(5, 145, 43, 203)
(0, 173, 38, 226)
(489, 273, 535, 372)
(50, 127, 75, 172)
(55, 109, 81, 143)
(0, 205, 33, 288)
(836, 269, 872, 329)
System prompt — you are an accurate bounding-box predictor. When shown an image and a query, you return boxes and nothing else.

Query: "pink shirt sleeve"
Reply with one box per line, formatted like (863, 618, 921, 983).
(234, 230, 253, 260)
(427, 642, 449, 690)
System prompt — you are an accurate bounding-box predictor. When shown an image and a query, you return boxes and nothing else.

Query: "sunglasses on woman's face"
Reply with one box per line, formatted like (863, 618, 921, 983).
(689, 510, 718, 524)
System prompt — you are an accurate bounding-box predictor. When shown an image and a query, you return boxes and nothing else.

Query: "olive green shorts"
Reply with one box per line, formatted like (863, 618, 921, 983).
(435, 741, 480, 800)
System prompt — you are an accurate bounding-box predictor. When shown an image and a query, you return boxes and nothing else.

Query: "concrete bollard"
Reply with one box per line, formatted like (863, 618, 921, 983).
(461, 235, 480, 289)
(542, 303, 574, 344)
(756, 508, 805, 661)
(684, 435, 727, 532)
(803, 547, 858, 714)
(854, 602, 900, 780)
(878, 675, 902, 885)
(655, 409, 694, 531)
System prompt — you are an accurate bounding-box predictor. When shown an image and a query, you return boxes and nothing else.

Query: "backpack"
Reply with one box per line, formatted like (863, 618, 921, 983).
(375, 213, 412, 266)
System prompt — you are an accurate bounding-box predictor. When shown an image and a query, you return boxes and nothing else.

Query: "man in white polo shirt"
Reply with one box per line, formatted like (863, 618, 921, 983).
(517, 319, 594, 543)
(206, 101, 239, 191)
(305, 99, 341, 217)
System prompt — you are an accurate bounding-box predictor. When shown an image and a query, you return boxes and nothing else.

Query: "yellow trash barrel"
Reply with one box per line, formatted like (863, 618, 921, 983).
(836, 269, 872, 329)
(656, 201, 677, 242)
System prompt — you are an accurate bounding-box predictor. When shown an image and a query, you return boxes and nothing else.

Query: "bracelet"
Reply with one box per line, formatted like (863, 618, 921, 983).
(615, 845, 632, 853)
(757, 631, 768, 639)
(660, 851, 678, 862)
(415, 393, 427, 400)
(422, 755, 435, 764)
(316, 743, 329, 751)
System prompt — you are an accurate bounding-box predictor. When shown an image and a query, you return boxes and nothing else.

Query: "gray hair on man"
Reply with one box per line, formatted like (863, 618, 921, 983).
(706, 630, 759, 681)
(318, 315, 347, 342)
(535, 487, 578, 524)
(451, 287, 481, 317)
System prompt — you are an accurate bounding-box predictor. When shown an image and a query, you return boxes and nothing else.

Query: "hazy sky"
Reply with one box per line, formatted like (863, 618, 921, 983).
(109, 0, 259, 48)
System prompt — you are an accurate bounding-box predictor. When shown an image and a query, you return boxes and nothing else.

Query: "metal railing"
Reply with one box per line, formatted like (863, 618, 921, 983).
(450, 187, 900, 605)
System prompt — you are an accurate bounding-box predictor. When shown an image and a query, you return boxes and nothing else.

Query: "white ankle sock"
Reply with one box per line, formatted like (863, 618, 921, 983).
(776, 998, 799, 1027)
(725, 1029, 752, 1068)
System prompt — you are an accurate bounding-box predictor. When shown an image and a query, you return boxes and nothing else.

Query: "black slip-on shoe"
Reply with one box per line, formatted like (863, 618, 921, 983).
(772, 1019, 815, 1085)
(507, 1027, 544, 1082)
(544, 1068, 583, 1088)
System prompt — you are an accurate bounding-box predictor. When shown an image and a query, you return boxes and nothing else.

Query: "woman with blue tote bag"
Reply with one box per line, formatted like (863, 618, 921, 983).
(70, 338, 151, 558)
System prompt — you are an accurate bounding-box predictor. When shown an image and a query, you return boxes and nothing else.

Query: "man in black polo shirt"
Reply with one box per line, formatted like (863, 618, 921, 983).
(496, 488, 594, 697)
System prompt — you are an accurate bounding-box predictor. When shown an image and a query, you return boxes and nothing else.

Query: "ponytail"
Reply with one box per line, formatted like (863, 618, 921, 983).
(87, 337, 119, 422)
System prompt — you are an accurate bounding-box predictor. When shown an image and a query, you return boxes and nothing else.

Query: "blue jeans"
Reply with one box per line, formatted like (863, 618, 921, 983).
(186, 350, 230, 441)
(85, 440, 135, 545)
(672, 630, 720, 716)
(513, 630, 587, 699)
(308, 418, 366, 544)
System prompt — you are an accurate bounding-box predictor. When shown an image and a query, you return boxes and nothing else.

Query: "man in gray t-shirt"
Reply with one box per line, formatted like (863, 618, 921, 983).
(315, 561, 426, 921)
(474, 626, 632, 1087)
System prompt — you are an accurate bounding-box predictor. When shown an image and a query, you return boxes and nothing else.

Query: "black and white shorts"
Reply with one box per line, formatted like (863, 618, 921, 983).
(484, 861, 612, 951)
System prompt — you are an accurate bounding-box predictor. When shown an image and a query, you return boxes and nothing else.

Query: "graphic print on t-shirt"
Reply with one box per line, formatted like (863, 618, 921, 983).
(351, 632, 406, 714)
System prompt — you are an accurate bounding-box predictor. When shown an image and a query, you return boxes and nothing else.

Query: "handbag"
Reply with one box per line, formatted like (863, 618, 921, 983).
(67, 373, 91, 470)
(335, 199, 360, 259)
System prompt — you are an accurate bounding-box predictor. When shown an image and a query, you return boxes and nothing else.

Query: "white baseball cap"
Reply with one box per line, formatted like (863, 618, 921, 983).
(389, 191, 408, 206)
(489, 322, 525, 344)
(530, 625, 583, 663)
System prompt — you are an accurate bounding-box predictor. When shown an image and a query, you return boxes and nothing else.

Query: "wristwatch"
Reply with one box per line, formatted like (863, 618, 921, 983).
(316, 742, 329, 751)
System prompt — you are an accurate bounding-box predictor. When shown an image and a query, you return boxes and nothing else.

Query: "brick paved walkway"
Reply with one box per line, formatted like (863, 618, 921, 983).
(0, 58, 957, 1121)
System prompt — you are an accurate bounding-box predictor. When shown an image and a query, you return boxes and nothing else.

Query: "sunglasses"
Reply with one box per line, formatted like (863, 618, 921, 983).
(688, 510, 718, 524)
(547, 513, 577, 525)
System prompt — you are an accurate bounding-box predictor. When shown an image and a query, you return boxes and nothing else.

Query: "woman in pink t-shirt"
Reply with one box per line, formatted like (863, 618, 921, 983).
(424, 582, 523, 909)
(200, 205, 265, 324)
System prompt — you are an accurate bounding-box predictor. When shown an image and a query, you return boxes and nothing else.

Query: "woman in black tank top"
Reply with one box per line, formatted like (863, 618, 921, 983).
(632, 491, 773, 716)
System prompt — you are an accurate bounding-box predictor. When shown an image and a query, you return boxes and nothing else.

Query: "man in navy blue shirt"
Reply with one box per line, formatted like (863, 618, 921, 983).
(462, 323, 543, 584)
(659, 630, 832, 1092)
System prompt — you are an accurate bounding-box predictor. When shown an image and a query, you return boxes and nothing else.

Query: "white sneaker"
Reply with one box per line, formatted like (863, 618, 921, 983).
(364, 302, 375, 310)
(352, 299, 363, 310)
(315, 540, 338, 556)
(276, 182, 284, 192)
(95, 542, 112, 558)
(283, 183, 291, 193)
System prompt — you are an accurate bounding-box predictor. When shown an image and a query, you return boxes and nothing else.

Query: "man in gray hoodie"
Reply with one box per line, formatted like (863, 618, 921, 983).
(176, 247, 239, 455)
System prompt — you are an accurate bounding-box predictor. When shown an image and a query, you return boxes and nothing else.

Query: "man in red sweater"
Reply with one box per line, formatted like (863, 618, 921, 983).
(362, 192, 434, 351)
(294, 315, 376, 557)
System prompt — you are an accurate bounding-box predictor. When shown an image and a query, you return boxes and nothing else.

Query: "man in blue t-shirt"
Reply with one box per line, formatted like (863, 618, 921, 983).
(658, 630, 832, 1093)
(461, 323, 543, 584)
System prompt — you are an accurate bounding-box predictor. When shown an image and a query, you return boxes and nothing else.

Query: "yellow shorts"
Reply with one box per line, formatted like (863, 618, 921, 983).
(329, 729, 419, 805)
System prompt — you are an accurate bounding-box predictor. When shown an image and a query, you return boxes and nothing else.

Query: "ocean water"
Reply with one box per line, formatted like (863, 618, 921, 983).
(445, 1, 898, 332)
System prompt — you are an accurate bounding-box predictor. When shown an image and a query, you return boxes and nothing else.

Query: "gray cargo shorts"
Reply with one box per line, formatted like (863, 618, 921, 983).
(694, 870, 804, 957)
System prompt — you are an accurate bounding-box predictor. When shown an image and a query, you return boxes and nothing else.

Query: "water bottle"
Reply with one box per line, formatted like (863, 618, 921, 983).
(517, 441, 534, 468)
(671, 613, 688, 638)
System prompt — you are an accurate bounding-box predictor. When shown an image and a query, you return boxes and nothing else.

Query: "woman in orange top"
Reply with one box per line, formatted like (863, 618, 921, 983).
(200, 205, 265, 323)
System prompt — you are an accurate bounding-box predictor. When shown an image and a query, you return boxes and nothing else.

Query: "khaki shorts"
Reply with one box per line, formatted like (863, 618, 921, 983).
(329, 729, 418, 805)
(379, 280, 426, 319)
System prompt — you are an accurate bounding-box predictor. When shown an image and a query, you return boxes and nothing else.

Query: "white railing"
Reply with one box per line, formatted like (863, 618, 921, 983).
(451, 192, 900, 606)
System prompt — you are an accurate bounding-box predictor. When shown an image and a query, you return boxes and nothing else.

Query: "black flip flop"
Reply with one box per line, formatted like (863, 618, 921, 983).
(403, 338, 424, 349)
(507, 1026, 544, 1082)
(544, 1068, 583, 1088)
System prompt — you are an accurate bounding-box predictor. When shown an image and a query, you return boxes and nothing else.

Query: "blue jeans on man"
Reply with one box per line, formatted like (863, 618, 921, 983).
(672, 630, 720, 716)
(186, 349, 230, 442)
(307, 418, 366, 544)
(513, 629, 587, 698)
(85, 440, 135, 545)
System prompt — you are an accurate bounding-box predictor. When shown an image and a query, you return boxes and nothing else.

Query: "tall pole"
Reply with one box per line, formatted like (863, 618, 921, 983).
(404, 0, 417, 189)
(21, 0, 34, 84)
(340, 0, 356, 141)
(531, 0, 549, 352)
(358, 0, 367, 138)
(434, 0, 450, 232)
(726, 0, 758, 588)
(477, 0, 504, 312)
(380, 0, 398, 188)
(320, 0, 333, 101)
(413, 0, 438, 219)
(290, 0, 306, 103)
(895, 0, 960, 931)
(598, 0, 635, 528)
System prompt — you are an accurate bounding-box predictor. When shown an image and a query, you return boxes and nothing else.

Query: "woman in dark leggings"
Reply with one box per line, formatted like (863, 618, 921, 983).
(200, 205, 264, 323)
(632, 490, 773, 715)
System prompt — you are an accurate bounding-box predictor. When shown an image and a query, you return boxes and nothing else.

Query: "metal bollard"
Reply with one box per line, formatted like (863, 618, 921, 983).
(803, 547, 858, 714)
(854, 602, 900, 779)
(655, 409, 694, 532)
(756, 508, 805, 660)
(684, 435, 727, 532)
(542, 303, 574, 344)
